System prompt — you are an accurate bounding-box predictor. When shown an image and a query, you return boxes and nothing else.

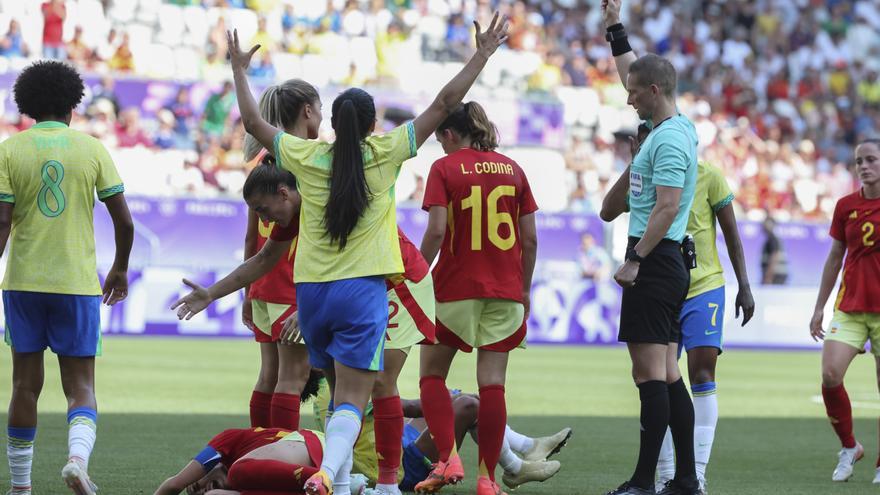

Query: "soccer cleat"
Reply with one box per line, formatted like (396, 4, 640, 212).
(832, 441, 864, 481)
(413, 454, 464, 493)
(6, 490, 32, 495)
(697, 477, 707, 495)
(604, 481, 656, 495)
(476, 476, 507, 495)
(61, 460, 97, 495)
(654, 473, 673, 493)
(502, 459, 561, 490)
(362, 483, 401, 495)
(656, 479, 703, 495)
(873, 466, 880, 484)
(304, 470, 333, 495)
(350, 473, 368, 495)
(521, 427, 572, 462)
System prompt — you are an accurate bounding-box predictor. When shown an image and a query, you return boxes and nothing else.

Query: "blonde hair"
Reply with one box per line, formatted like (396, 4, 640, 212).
(243, 78, 320, 161)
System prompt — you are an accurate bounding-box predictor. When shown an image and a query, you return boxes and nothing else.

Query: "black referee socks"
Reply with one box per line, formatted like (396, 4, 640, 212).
(668, 378, 699, 488)
(631, 380, 669, 490)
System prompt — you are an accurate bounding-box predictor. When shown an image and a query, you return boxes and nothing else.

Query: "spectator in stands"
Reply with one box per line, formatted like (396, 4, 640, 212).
(41, 0, 66, 59)
(116, 108, 154, 148)
(153, 110, 178, 150)
(201, 82, 236, 137)
(0, 19, 29, 58)
(761, 215, 789, 285)
(251, 16, 277, 53)
(247, 50, 276, 80)
(67, 26, 92, 67)
(445, 14, 471, 62)
(578, 233, 611, 283)
(108, 33, 135, 73)
(167, 87, 194, 140)
(92, 76, 120, 118)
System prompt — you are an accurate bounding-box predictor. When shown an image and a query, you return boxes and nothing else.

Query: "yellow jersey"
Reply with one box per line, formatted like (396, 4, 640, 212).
(686, 162, 734, 299)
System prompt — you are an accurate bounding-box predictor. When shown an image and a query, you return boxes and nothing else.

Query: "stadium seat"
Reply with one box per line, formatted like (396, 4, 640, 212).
(156, 4, 185, 47)
(135, 0, 162, 25)
(182, 6, 210, 48)
(348, 36, 378, 79)
(556, 86, 600, 128)
(135, 43, 176, 79)
(108, 0, 137, 24)
(300, 54, 332, 87)
(271, 53, 303, 79)
(125, 23, 154, 51)
(173, 47, 202, 80)
(227, 8, 258, 46)
(506, 147, 568, 213)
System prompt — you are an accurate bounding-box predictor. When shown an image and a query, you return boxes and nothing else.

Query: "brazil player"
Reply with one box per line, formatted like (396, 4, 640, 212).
(1, 61, 133, 495)
(240, 81, 323, 431)
(225, 13, 508, 495)
(810, 139, 880, 483)
(416, 101, 538, 495)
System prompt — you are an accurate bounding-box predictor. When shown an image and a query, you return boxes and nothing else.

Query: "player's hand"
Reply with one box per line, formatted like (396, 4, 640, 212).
(809, 309, 825, 341)
(735, 286, 755, 326)
(279, 311, 301, 345)
(226, 28, 259, 72)
(602, 0, 623, 27)
(613, 260, 639, 288)
(101, 267, 128, 306)
(242, 297, 254, 331)
(474, 11, 509, 59)
(171, 279, 213, 320)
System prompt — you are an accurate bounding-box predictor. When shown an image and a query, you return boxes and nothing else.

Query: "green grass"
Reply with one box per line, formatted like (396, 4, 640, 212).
(2, 338, 880, 494)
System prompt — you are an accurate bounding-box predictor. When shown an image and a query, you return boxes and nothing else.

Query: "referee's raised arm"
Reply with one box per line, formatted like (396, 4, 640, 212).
(602, 0, 637, 84)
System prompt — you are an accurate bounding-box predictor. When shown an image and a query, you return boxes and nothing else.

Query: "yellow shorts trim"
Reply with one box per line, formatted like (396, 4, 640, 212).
(826, 310, 880, 355)
(436, 299, 524, 349)
(251, 300, 294, 338)
(386, 276, 435, 351)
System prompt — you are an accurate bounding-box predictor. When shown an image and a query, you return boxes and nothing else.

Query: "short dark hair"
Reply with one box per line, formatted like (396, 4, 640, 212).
(628, 54, 677, 98)
(300, 369, 324, 403)
(242, 161, 297, 200)
(13, 60, 84, 120)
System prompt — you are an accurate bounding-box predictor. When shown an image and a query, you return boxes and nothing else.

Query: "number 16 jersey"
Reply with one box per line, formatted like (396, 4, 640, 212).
(422, 147, 538, 303)
(0, 121, 124, 296)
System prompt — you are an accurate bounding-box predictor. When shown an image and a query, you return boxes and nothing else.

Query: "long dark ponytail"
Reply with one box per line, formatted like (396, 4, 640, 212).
(326, 88, 375, 249)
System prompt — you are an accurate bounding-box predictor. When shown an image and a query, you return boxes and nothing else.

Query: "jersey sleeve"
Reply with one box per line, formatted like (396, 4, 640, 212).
(829, 197, 847, 241)
(651, 131, 689, 189)
(0, 147, 14, 204)
(706, 164, 734, 212)
(421, 160, 449, 211)
(518, 168, 539, 215)
(269, 219, 299, 242)
(94, 143, 124, 200)
(367, 121, 417, 169)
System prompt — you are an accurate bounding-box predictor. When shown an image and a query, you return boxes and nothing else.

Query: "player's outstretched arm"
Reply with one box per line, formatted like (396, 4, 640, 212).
(519, 212, 537, 316)
(228, 29, 281, 154)
(420, 205, 447, 265)
(154, 460, 206, 495)
(171, 238, 291, 320)
(810, 239, 846, 341)
(411, 12, 508, 148)
(717, 204, 755, 326)
(241, 209, 260, 331)
(602, 0, 637, 85)
(103, 193, 134, 305)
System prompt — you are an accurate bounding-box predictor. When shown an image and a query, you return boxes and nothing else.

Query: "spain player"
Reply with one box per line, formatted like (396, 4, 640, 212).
(416, 102, 538, 495)
(240, 81, 322, 430)
(810, 138, 880, 483)
(225, 13, 508, 495)
(1, 61, 133, 495)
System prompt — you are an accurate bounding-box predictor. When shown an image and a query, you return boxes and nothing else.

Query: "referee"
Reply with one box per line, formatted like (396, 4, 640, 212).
(599, 1, 700, 494)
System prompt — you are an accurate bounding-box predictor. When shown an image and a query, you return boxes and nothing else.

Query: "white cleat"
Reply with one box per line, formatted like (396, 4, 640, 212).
(655, 474, 673, 494)
(61, 460, 97, 495)
(873, 467, 880, 484)
(502, 459, 561, 490)
(698, 477, 708, 495)
(522, 427, 572, 462)
(350, 473, 369, 495)
(832, 441, 864, 482)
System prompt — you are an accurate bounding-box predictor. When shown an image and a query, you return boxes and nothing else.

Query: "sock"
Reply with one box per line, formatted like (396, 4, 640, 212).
(373, 395, 404, 485)
(498, 437, 523, 475)
(657, 428, 675, 481)
(478, 385, 506, 482)
(321, 403, 362, 482)
(504, 425, 534, 454)
(629, 380, 669, 490)
(823, 384, 856, 448)
(227, 457, 318, 491)
(7, 426, 36, 491)
(250, 390, 273, 428)
(333, 450, 353, 495)
(270, 393, 301, 430)
(692, 381, 718, 481)
(667, 379, 697, 487)
(67, 407, 97, 470)
(420, 375, 456, 462)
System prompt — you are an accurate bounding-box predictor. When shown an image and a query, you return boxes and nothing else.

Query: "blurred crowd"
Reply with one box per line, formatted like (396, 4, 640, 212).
(0, 0, 877, 219)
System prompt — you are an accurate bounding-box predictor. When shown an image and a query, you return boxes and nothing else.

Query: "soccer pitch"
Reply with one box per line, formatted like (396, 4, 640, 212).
(2, 338, 880, 494)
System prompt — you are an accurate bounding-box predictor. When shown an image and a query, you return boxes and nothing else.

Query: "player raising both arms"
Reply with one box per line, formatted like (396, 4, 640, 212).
(416, 102, 539, 495)
(810, 139, 880, 483)
(1, 61, 134, 495)
(240, 81, 323, 430)
(222, 12, 508, 495)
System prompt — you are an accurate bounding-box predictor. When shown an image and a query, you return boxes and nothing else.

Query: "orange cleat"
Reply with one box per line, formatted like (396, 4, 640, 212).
(476, 476, 507, 495)
(414, 454, 465, 493)
(304, 470, 333, 495)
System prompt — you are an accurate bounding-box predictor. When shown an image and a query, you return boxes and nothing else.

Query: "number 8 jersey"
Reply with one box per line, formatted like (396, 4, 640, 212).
(422, 147, 538, 303)
(0, 121, 124, 295)
(830, 189, 880, 313)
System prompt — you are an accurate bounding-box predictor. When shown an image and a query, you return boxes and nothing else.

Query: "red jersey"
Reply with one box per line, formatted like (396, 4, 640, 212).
(41, 2, 65, 46)
(247, 219, 298, 305)
(422, 148, 538, 302)
(830, 190, 880, 313)
(208, 427, 291, 468)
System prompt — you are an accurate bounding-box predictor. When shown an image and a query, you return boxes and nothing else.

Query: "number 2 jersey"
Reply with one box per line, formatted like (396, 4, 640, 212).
(422, 147, 538, 303)
(0, 121, 124, 295)
(830, 190, 880, 313)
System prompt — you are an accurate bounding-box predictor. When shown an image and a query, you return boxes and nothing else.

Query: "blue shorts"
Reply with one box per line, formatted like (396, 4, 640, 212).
(679, 286, 725, 356)
(3, 290, 102, 357)
(400, 423, 432, 492)
(296, 276, 387, 371)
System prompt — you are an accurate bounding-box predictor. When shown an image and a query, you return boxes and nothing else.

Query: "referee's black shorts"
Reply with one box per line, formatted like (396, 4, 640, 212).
(618, 237, 690, 345)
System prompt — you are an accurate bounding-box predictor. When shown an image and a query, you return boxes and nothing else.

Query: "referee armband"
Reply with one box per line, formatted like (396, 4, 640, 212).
(194, 445, 222, 472)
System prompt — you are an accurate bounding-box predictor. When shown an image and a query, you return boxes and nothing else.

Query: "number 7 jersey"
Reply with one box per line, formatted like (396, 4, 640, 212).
(830, 189, 880, 313)
(422, 147, 538, 303)
(0, 121, 124, 295)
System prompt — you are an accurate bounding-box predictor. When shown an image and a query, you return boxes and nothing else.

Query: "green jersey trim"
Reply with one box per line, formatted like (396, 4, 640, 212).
(712, 193, 734, 213)
(0, 193, 15, 203)
(32, 121, 69, 129)
(97, 184, 124, 200)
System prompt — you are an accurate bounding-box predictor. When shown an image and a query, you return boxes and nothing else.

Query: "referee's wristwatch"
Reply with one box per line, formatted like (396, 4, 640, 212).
(625, 248, 644, 264)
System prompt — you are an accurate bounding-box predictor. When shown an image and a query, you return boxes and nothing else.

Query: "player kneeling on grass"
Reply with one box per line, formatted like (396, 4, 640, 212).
(810, 139, 880, 483)
(303, 371, 568, 493)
